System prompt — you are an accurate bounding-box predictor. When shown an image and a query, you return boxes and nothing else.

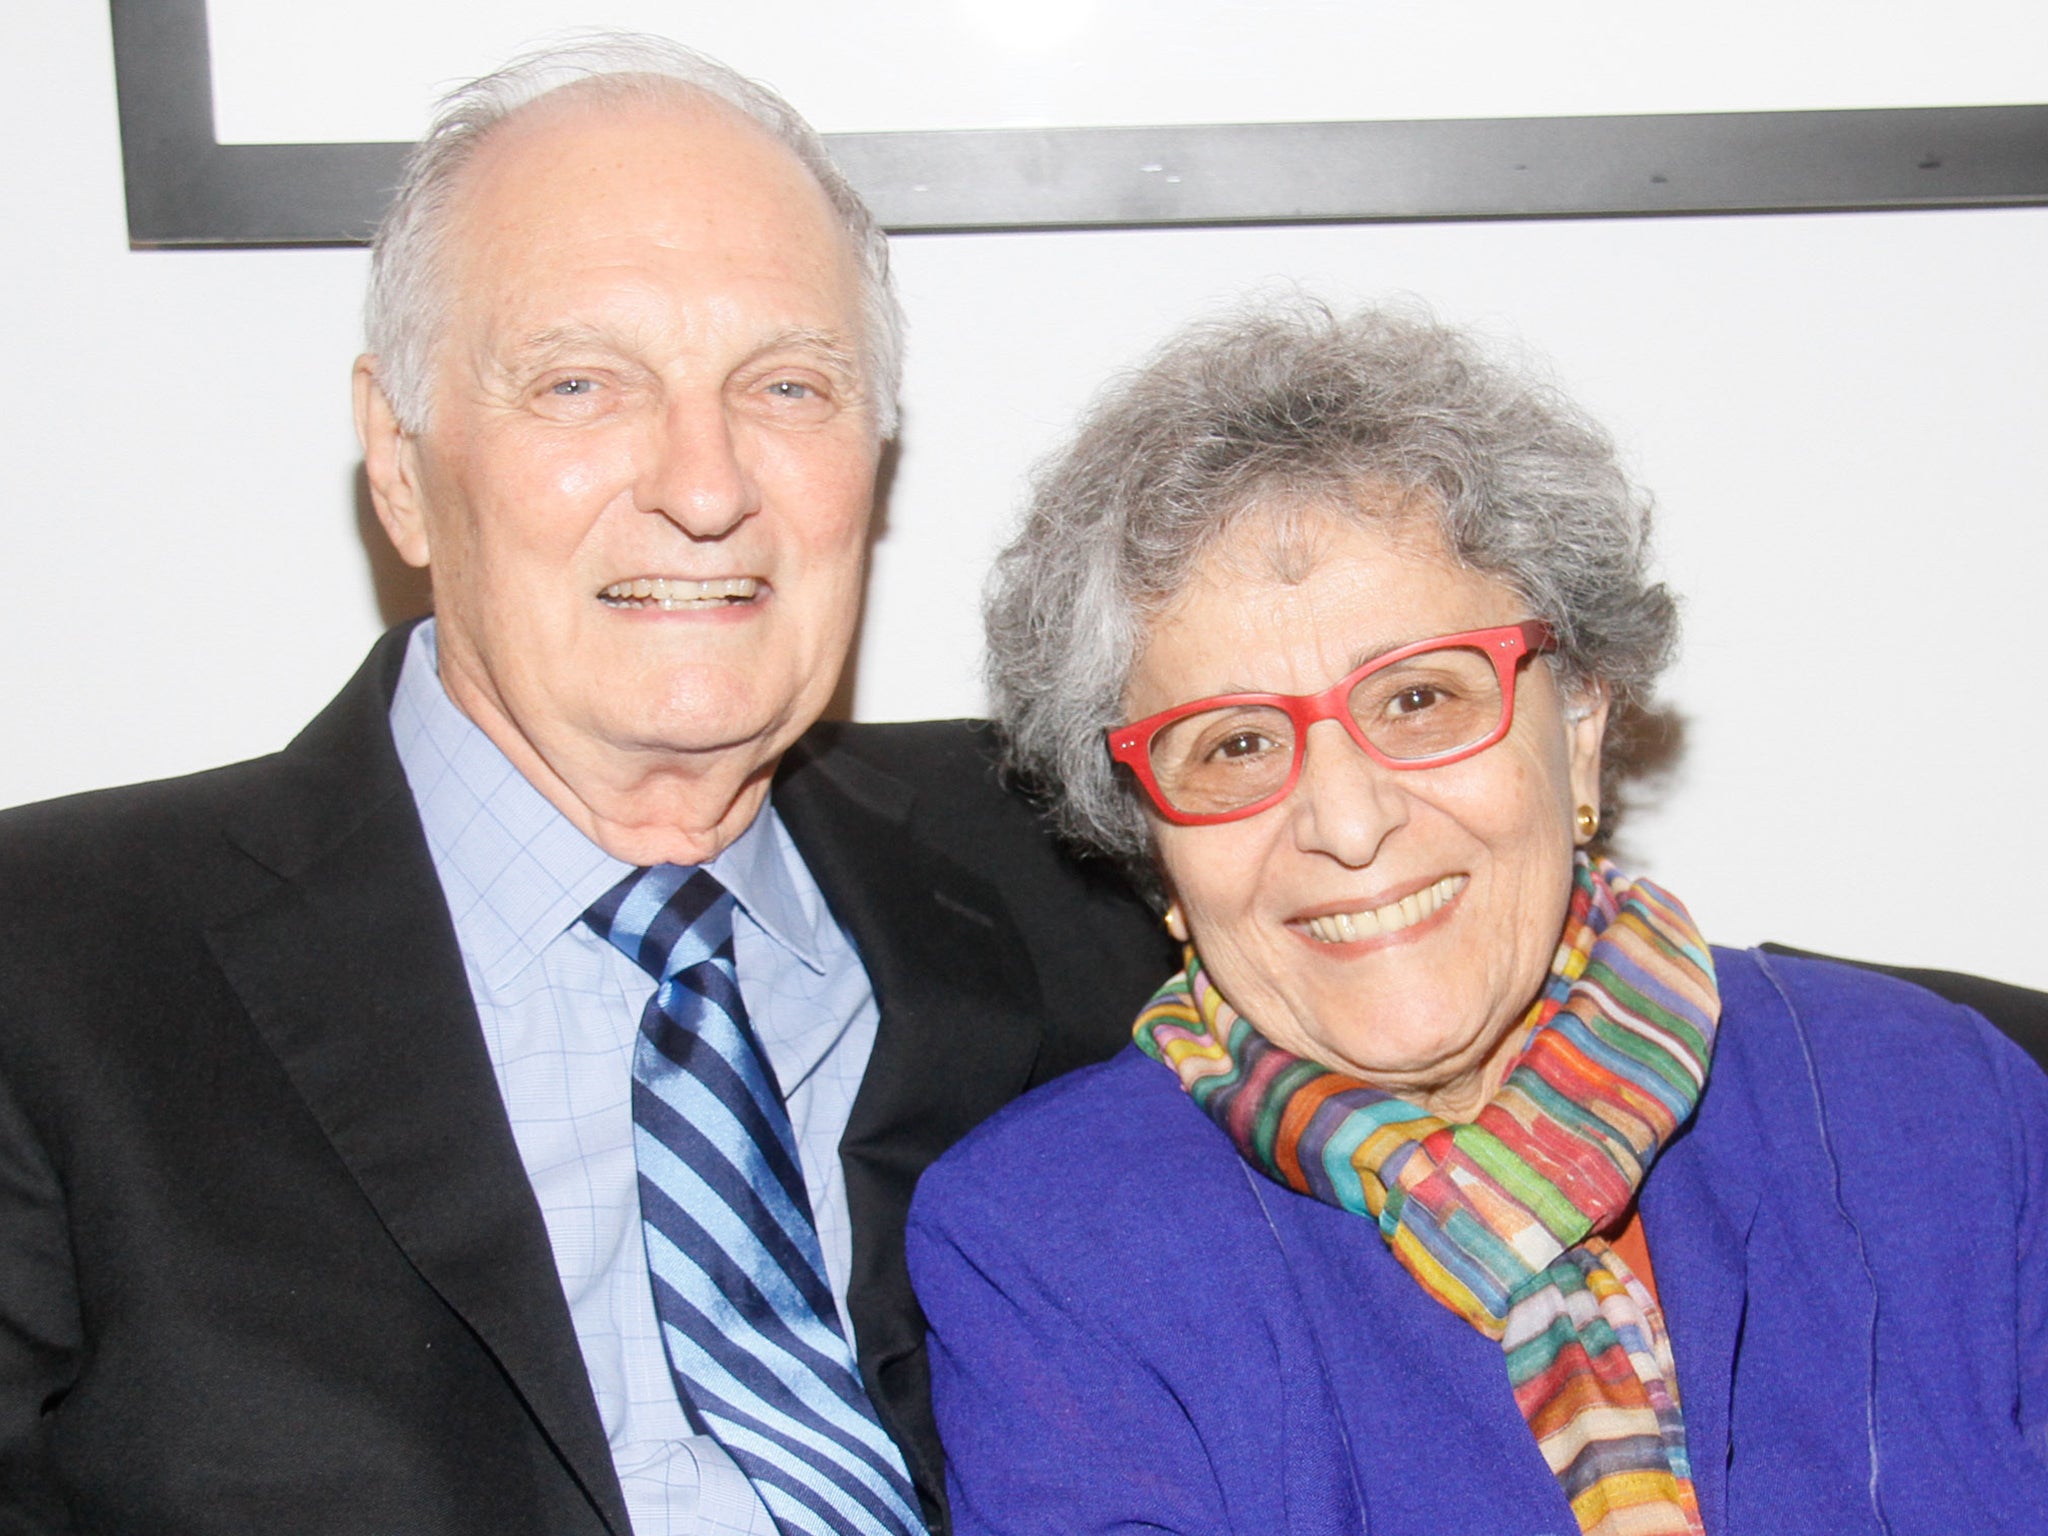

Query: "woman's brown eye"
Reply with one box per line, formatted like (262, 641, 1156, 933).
(1391, 686, 1441, 714)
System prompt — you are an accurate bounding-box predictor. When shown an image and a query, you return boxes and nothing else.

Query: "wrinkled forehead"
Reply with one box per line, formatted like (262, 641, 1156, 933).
(1184, 487, 1453, 596)
(430, 85, 861, 346)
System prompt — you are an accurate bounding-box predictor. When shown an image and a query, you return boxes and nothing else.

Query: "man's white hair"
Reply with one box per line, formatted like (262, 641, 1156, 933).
(363, 31, 904, 435)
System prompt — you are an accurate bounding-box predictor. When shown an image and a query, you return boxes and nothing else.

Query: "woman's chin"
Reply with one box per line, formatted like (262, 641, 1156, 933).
(1271, 970, 1523, 1114)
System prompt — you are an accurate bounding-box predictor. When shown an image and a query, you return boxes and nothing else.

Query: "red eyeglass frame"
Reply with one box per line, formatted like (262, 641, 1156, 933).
(1105, 620, 1557, 826)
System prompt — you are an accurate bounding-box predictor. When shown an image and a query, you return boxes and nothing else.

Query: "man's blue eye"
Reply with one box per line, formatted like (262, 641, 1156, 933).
(550, 378, 595, 396)
(767, 380, 814, 399)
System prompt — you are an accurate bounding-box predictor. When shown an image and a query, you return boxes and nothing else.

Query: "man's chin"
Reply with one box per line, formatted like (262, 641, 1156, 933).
(617, 688, 801, 756)
(592, 700, 819, 795)
(524, 710, 794, 867)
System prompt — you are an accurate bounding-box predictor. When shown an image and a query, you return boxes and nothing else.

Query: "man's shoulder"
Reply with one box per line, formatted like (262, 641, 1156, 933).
(780, 719, 1179, 1076)
(794, 718, 995, 764)
(0, 755, 286, 886)
(0, 755, 311, 1034)
(0, 629, 411, 910)
(784, 718, 1007, 802)
(781, 718, 1073, 870)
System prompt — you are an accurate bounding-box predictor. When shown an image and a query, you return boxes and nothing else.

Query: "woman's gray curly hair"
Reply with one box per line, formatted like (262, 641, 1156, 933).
(985, 300, 1678, 875)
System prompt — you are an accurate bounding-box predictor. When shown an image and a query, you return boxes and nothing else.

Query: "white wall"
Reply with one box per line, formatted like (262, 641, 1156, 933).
(6, 7, 2048, 987)
(207, 0, 2048, 137)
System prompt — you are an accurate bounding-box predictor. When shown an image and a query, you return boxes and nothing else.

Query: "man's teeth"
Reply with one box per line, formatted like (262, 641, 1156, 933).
(599, 577, 760, 609)
(1305, 875, 1468, 944)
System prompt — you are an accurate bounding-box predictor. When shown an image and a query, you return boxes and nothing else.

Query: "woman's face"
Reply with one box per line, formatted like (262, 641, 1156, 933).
(1125, 507, 1607, 1119)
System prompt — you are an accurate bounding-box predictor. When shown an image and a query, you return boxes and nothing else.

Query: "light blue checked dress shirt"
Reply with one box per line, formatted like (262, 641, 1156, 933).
(389, 621, 882, 1536)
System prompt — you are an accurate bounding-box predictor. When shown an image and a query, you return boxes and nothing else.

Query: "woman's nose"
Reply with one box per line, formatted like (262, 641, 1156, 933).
(1287, 717, 1408, 866)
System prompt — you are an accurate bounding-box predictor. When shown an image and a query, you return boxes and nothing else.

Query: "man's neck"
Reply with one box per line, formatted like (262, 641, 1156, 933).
(438, 661, 780, 869)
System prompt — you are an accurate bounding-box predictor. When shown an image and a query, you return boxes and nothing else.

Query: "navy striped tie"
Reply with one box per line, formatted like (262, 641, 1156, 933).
(585, 865, 923, 1536)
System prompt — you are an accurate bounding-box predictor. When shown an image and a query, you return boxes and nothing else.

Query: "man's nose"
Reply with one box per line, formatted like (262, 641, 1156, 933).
(1287, 717, 1409, 866)
(635, 397, 761, 539)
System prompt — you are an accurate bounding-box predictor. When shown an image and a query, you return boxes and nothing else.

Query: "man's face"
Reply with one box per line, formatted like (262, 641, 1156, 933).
(362, 88, 880, 850)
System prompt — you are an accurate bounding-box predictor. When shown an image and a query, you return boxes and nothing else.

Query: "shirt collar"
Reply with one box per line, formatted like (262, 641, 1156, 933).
(387, 620, 823, 988)
(703, 798, 828, 976)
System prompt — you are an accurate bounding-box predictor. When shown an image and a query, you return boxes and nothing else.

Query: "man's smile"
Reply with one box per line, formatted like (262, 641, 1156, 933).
(597, 575, 762, 610)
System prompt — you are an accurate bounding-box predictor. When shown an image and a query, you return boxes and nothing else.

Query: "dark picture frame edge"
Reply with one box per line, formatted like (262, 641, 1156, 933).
(112, 0, 2048, 247)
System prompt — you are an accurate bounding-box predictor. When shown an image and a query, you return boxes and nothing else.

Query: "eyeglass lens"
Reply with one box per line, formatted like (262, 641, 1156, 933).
(1146, 645, 1509, 816)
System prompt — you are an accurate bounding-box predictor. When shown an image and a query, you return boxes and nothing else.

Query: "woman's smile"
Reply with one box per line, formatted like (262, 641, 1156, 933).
(1296, 873, 1468, 946)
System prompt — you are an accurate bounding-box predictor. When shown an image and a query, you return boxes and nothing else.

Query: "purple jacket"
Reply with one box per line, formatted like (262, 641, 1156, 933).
(908, 949, 2048, 1535)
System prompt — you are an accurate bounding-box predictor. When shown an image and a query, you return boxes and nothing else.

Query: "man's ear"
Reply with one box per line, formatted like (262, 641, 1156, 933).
(353, 357, 432, 570)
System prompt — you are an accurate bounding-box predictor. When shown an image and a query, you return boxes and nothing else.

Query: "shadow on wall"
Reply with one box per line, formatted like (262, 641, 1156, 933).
(1606, 701, 1688, 869)
(822, 434, 900, 723)
(354, 464, 434, 628)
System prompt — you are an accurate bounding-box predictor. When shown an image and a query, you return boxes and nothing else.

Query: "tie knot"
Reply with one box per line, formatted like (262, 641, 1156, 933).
(583, 865, 734, 982)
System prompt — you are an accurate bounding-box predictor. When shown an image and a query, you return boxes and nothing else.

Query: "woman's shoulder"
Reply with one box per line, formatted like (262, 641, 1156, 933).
(909, 1043, 1250, 1260)
(1713, 944, 2047, 1094)
(918, 1043, 1223, 1184)
(1705, 944, 2048, 1190)
(1741, 943, 2048, 1074)
(1698, 948, 2048, 1517)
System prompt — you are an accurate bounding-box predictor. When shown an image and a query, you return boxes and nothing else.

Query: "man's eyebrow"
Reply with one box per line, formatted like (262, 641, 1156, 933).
(477, 324, 640, 385)
(491, 324, 862, 375)
(749, 327, 862, 373)
(505, 322, 636, 360)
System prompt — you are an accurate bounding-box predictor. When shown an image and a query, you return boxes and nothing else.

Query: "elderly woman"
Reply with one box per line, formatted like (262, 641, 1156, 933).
(904, 305, 2048, 1536)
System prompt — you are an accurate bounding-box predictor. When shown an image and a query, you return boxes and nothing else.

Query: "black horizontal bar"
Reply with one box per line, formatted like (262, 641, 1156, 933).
(111, 0, 2048, 248)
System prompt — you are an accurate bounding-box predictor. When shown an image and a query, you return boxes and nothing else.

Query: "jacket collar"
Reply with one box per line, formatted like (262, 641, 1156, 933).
(204, 624, 633, 1536)
(773, 723, 1049, 1522)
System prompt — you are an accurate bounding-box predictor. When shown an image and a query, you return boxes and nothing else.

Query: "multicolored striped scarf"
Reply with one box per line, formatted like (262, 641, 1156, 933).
(1133, 854, 1720, 1536)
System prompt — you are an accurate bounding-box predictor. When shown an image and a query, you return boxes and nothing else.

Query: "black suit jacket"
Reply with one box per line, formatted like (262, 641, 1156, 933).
(0, 628, 1175, 1535)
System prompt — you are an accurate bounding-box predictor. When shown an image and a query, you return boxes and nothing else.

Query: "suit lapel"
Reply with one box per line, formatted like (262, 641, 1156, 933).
(203, 631, 631, 1536)
(774, 728, 1048, 1516)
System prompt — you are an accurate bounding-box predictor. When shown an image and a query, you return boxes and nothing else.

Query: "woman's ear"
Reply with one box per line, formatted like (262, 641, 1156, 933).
(1161, 896, 1189, 943)
(353, 356, 433, 570)
(1565, 681, 1610, 826)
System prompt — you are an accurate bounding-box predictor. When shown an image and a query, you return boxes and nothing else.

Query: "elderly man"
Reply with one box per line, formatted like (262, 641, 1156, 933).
(0, 37, 1168, 1536)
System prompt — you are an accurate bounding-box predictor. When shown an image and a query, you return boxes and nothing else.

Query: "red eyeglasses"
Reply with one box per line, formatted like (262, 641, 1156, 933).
(1105, 620, 1556, 826)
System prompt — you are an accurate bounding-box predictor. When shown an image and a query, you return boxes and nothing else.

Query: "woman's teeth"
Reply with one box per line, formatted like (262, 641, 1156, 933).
(1305, 875, 1468, 944)
(599, 577, 760, 609)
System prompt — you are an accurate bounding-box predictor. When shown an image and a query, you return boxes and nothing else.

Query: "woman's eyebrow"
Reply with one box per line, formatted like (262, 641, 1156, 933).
(1345, 633, 1423, 673)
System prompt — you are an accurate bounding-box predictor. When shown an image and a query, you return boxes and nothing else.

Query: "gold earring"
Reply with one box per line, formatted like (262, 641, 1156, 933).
(1575, 804, 1600, 840)
(1163, 902, 1189, 943)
